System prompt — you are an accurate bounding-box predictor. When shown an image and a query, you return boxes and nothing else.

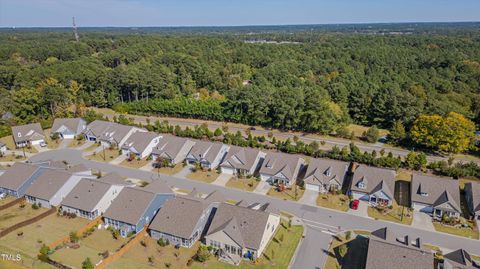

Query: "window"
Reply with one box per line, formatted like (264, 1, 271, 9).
(358, 182, 366, 189)
(420, 192, 428, 197)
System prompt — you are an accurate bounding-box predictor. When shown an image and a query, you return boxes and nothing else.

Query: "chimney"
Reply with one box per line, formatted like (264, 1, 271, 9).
(404, 235, 409, 246)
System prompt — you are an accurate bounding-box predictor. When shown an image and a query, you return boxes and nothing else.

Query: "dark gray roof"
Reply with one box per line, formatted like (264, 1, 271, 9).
(0, 162, 41, 190)
(61, 178, 112, 212)
(443, 249, 477, 269)
(121, 131, 160, 154)
(25, 169, 73, 201)
(411, 174, 460, 211)
(303, 158, 349, 187)
(11, 123, 45, 143)
(350, 165, 395, 198)
(259, 152, 304, 182)
(103, 187, 158, 225)
(206, 202, 272, 250)
(187, 141, 225, 164)
(366, 228, 434, 269)
(51, 118, 85, 134)
(151, 135, 195, 160)
(149, 191, 224, 239)
(220, 146, 263, 171)
(465, 182, 480, 213)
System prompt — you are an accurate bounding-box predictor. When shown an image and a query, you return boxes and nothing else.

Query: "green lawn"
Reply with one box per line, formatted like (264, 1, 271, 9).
(225, 176, 259, 192)
(0, 244, 56, 269)
(367, 203, 413, 225)
(50, 229, 129, 269)
(433, 222, 479, 239)
(0, 203, 48, 232)
(156, 163, 185, 175)
(186, 169, 219, 183)
(0, 135, 16, 150)
(316, 193, 350, 212)
(86, 148, 120, 162)
(267, 186, 305, 201)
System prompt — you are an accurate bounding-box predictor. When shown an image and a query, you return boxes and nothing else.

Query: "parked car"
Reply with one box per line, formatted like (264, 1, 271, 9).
(249, 127, 256, 131)
(350, 199, 359, 210)
(39, 141, 47, 147)
(0, 192, 6, 199)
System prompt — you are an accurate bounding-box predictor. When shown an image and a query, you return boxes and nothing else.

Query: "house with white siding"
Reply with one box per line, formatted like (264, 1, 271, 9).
(12, 123, 45, 147)
(151, 135, 196, 166)
(0, 162, 44, 198)
(0, 142, 6, 155)
(303, 159, 349, 193)
(121, 131, 161, 159)
(258, 152, 305, 187)
(186, 141, 229, 169)
(219, 146, 265, 176)
(83, 120, 146, 148)
(349, 165, 396, 207)
(51, 118, 87, 139)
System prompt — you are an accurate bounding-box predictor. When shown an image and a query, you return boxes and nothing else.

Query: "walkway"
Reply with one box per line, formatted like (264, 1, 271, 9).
(211, 173, 232, 187)
(253, 181, 271, 195)
(109, 154, 127, 165)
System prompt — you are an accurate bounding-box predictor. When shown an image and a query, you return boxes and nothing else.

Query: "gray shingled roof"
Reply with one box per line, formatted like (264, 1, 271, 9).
(443, 249, 477, 268)
(151, 135, 194, 160)
(85, 120, 142, 145)
(0, 162, 41, 190)
(103, 187, 158, 225)
(98, 172, 131, 186)
(187, 141, 225, 164)
(206, 202, 271, 250)
(51, 118, 85, 135)
(220, 146, 263, 171)
(259, 152, 304, 182)
(411, 174, 460, 211)
(366, 228, 434, 269)
(149, 191, 224, 239)
(465, 182, 480, 213)
(350, 165, 395, 198)
(61, 178, 112, 212)
(142, 179, 174, 194)
(303, 158, 349, 187)
(121, 131, 159, 154)
(11, 123, 45, 143)
(25, 169, 73, 201)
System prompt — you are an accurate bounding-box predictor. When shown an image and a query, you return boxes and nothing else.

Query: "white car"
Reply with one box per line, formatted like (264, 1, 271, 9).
(39, 141, 47, 147)
(0, 193, 6, 199)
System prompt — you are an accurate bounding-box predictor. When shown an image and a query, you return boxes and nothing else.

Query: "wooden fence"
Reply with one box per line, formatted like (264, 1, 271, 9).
(0, 207, 56, 238)
(48, 216, 103, 249)
(0, 197, 25, 211)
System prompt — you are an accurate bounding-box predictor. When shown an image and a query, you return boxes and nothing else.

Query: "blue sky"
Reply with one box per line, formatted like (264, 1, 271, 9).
(1, 0, 479, 27)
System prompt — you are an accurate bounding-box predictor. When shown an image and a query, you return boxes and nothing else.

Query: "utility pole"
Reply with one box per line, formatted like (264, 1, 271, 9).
(72, 17, 79, 42)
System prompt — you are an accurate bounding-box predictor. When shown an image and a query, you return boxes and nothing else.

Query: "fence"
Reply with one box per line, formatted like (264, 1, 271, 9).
(0, 207, 56, 238)
(48, 216, 103, 249)
(0, 197, 25, 211)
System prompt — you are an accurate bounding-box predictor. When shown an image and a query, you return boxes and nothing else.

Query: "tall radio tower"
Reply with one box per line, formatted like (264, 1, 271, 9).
(72, 17, 79, 42)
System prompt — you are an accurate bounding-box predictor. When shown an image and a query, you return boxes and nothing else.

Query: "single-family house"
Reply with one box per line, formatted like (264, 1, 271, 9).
(83, 120, 145, 148)
(365, 227, 433, 269)
(204, 202, 280, 264)
(61, 175, 130, 220)
(149, 190, 225, 248)
(186, 141, 229, 169)
(411, 174, 461, 219)
(443, 249, 479, 269)
(25, 168, 93, 208)
(350, 165, 396, 207)
(465, 182, 480, 220)
(12, 123, 45, 147)
(51, 118, 87, 139)
(121, 131, 161, 159)
(0, 141, 6, 155)
(259, 152, 305, 186)
(303, 158, 349, 193)
(103, 181, 174, 237)
(0, 162, 45, 198)
(150, 135, 196, 166)
(219, 146, 265, 176)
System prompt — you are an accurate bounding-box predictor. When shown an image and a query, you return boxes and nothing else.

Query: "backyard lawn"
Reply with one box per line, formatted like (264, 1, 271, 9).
(187, 169, 219, 183)
(156, 163, 185, 175)
(120, 158, 151, 169)
(267, 186, 305, 201)
(50, 229, 129, 269)
(0, 203, 48, 232)
(316, 193, 350, 212)
(433, 222, 479, 240)
(0, 196, 16, 206)
(0, 245, 56, 269)
(225, 176, 259, 192)
(367, 202, 413, 225)
(86, 148, 120, 162)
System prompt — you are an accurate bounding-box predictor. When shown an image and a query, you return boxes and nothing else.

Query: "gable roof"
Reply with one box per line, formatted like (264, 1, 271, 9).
(61, 178, 113, 212)
(443, 249, 477, 268)
(303, 158, 349, 187)
(411, 174, 460, 211)
(149, 191, 224, 239)
(259, 152, 304, 182)
(220, 146, 263, 171)
(350, 165, 395, 198)
(103, 187, 159, 225)
(85, 120, 142, 144)
(465, 182, 480, 213)
(151, 135, 195, 160)
(121, 131, 160, 154)
(97, 172, 131, 186)
(187, 141, 225, 164)
(11, 123, 45, 143)
(25, 169, 73, 201)
(51, 118, 85, 134)
(142, 179, 174, 195)
(0, 162, 41, 191)
(206, 202, 272, 250)
(366, 227, 434, 269)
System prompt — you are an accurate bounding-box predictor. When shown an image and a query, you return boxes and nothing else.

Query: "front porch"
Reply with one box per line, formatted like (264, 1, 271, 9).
(433, 208, 460, 220)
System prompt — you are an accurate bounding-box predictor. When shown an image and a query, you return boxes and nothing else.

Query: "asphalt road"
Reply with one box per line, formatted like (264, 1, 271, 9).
(29, 149, 480, 269)
(100, 111, 479, 164)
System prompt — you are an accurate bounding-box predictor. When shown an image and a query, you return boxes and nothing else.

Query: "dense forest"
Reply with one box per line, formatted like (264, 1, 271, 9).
(0, 24, 479, 152)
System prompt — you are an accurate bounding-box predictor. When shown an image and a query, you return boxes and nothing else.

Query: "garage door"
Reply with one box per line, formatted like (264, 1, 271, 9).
(62, 134, 75, 139)
(305, 184, 320, 192)
(412, 202, 433, 213)
(221, 167, 235, 175)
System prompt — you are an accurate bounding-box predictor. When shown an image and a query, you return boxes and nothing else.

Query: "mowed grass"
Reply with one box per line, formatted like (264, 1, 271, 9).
(120, 158, 151, 169)
(0, 214, 90, 257)
(43, 129, 60, 150)
(433, 222, 479, 240)
(50, 229, 129, 269)
(367, 202, 413, 225)
(0, 135, 16, 150)
(225, 176, 259, 192)
(267, 186, 305, 201)
(186, 169, 219, 183)
(0, 152, 26, 162)
(156, 163, 185, 175)
(0, 245, 56, 269)
(396, 169, 412, 182)
(0, 196, 16, 206)
(86, 148, 120, 162)
(347, 124, 389, 138)
(316, 193, 350, 212)
(0, 203, 48, 231)
(68, 138, 87, 149)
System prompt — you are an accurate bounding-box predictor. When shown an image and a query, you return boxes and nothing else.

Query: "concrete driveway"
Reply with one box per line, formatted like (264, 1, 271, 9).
(212, 173, 232, 187)
(33, 144, 49, 153)
(173, 166, 192, 178)
(139, 160, 155, 171)
(347, 200, 369, 218)
(76, 140, 94, 150)
(298, 189, 318, 206)
(253, 181, 271, 195)
(109, 154, 127, 165)
(412, 211, 435, 231)
(58, 139, 73, 149)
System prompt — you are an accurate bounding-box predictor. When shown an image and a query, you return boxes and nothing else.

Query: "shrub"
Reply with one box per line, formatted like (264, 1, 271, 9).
(82, 257, 94, 269)
(157, 238, 169, 247)
(32, 203, 39, 210)
(194, 245, 211, 262)
(69, 232, 79, 243)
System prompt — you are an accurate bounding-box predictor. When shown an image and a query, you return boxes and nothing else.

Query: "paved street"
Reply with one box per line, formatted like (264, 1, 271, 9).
(28, 149, 480, 269)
